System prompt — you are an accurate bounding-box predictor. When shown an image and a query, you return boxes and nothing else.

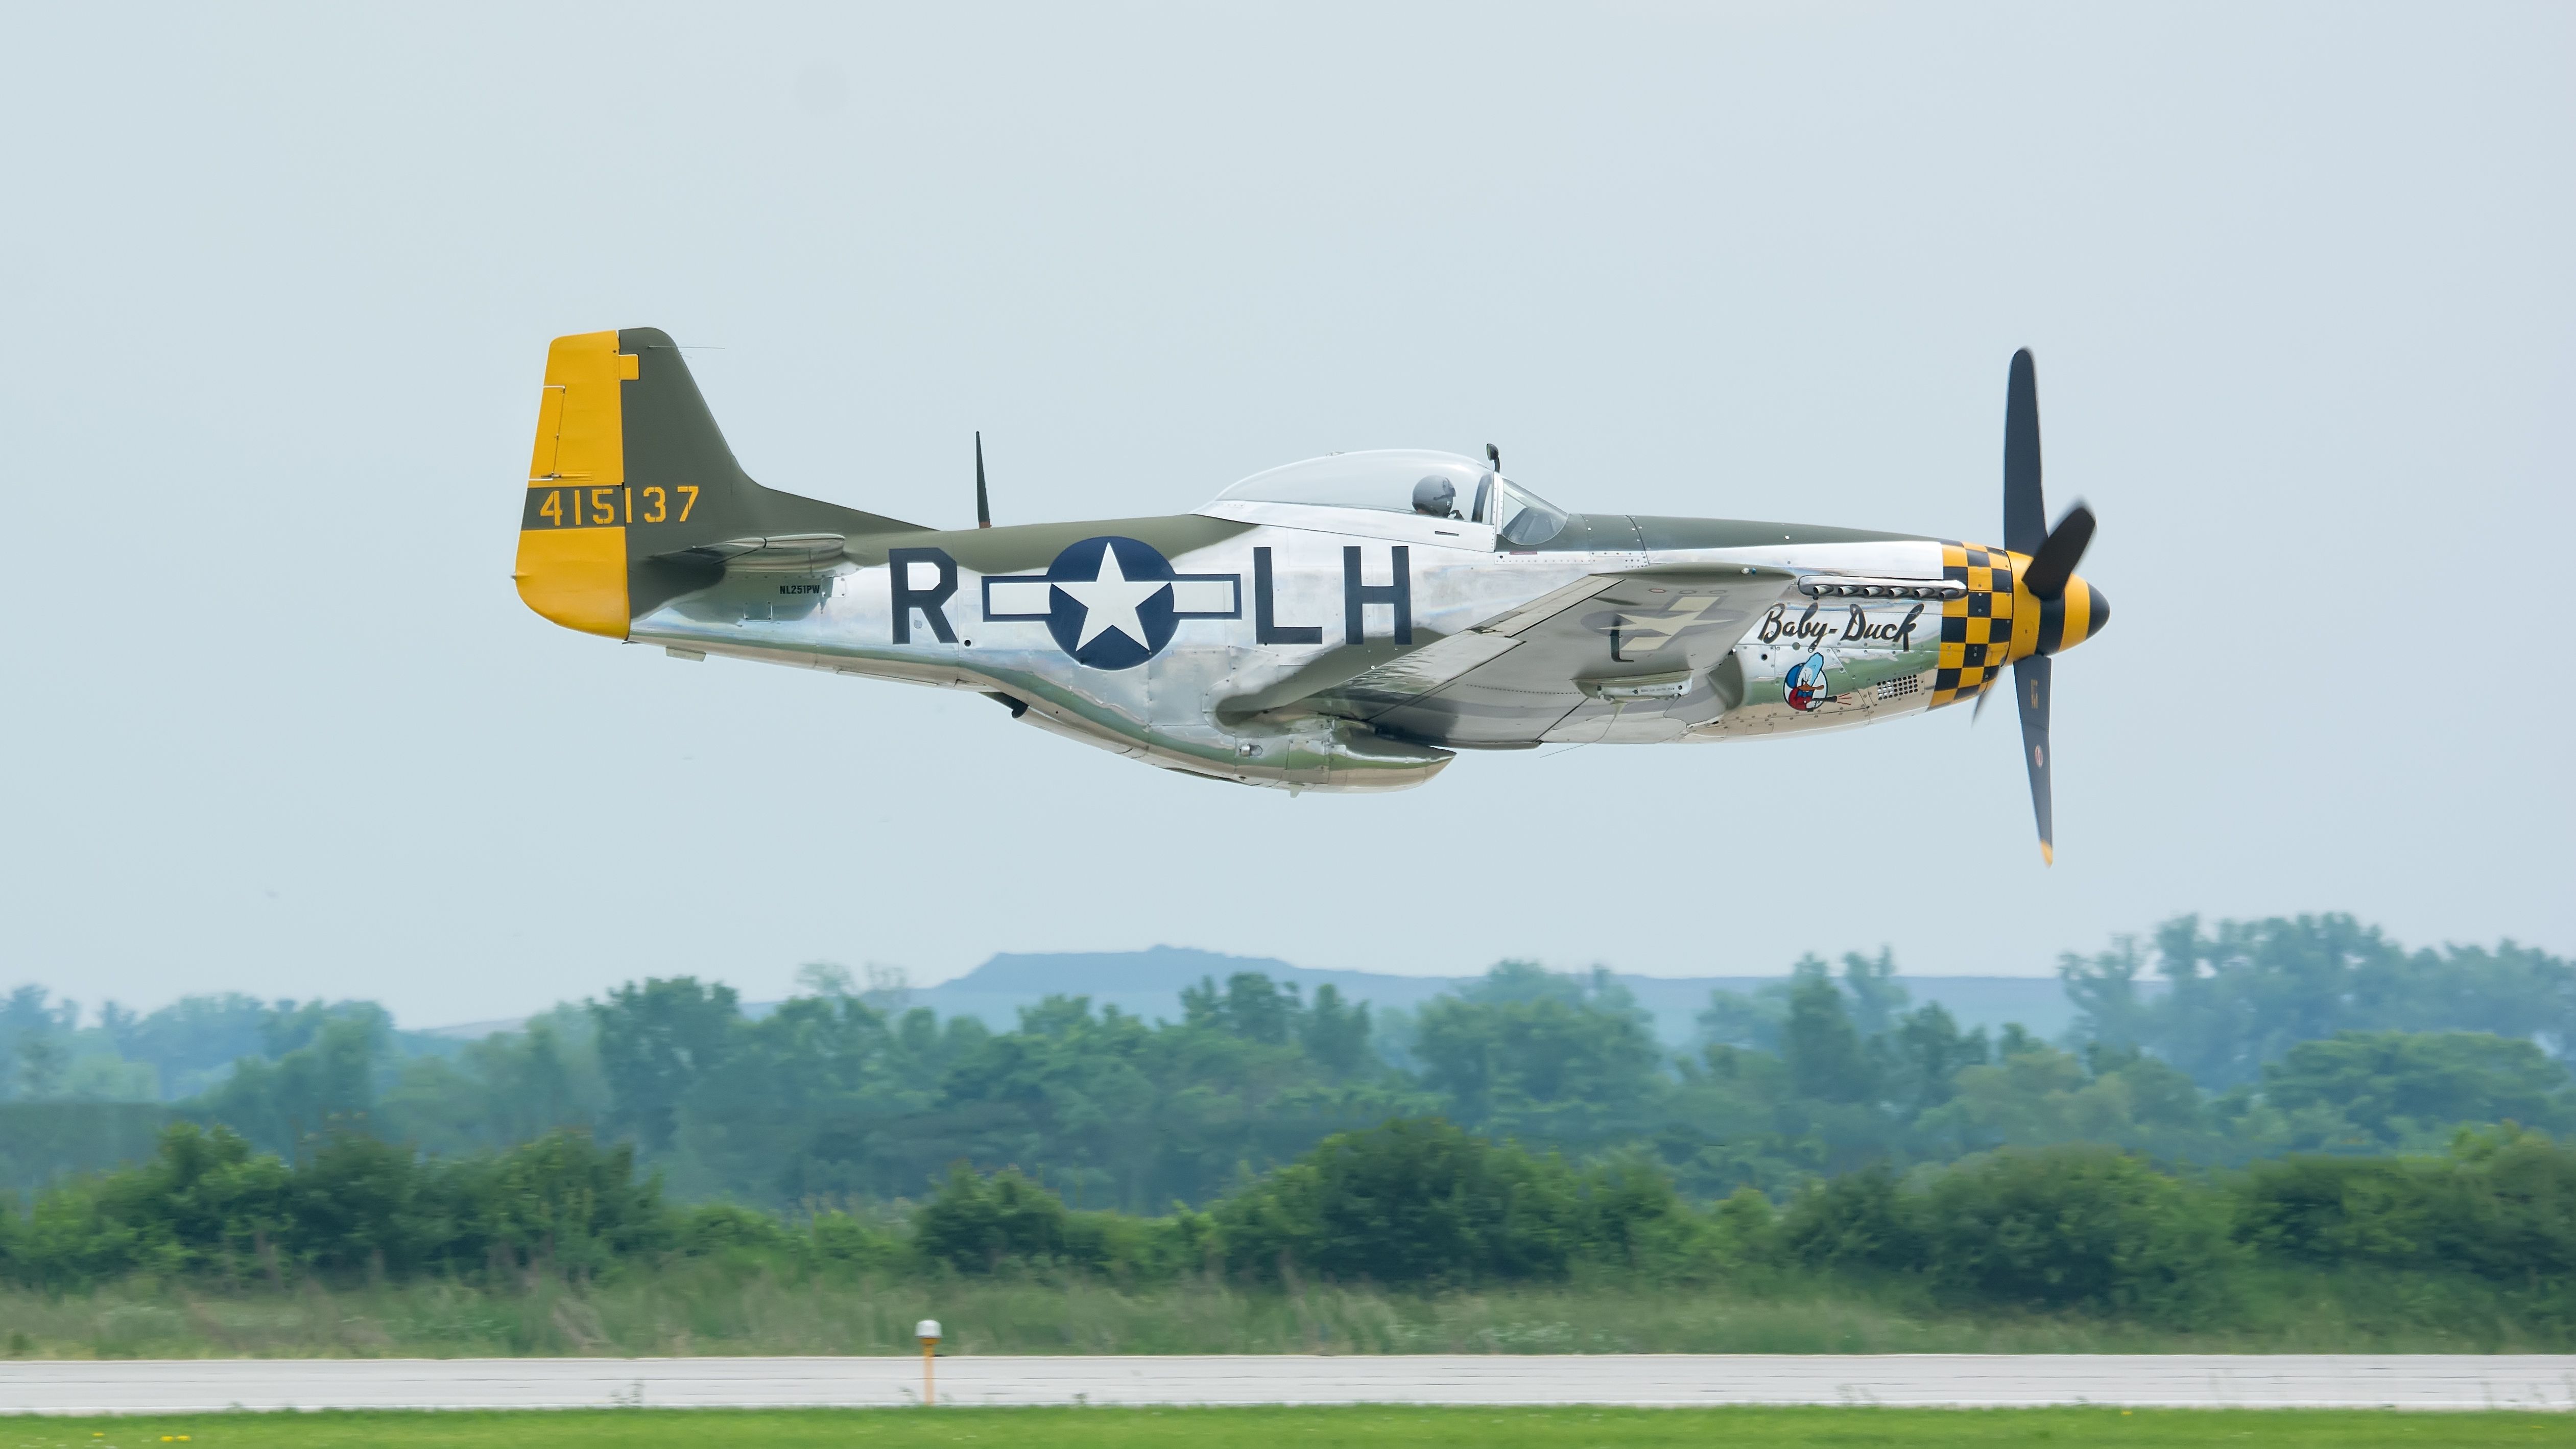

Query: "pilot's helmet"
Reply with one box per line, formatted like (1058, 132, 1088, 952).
(1412, 475, 1458, 517)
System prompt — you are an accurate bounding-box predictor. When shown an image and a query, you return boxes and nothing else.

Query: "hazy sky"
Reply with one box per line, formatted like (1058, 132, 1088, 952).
(1, 5, 2568, 1027)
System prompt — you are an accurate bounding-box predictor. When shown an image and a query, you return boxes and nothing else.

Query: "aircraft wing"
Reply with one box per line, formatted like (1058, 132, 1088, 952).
(1306, 565, 1799, 746)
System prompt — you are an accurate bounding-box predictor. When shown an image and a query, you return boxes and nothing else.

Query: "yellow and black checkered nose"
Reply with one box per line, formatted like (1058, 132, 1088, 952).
(1929, 545, 2109, 708)
(1930, 542, 2017, 707)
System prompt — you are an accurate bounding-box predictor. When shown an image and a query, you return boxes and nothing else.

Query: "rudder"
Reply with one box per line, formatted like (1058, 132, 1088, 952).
(515, 330, 635, 637)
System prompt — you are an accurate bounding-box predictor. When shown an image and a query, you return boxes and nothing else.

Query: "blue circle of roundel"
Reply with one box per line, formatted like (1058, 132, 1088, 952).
(1045, 536, 1180, 670)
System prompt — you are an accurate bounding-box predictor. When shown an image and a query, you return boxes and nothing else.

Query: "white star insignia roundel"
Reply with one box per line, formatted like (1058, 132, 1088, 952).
(1055, 540, 1167, 650)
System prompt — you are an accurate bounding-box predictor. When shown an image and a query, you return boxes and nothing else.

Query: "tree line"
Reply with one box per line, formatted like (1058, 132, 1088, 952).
(9, 1114, 2576, 1335)
(1, 913, 2571, 1210)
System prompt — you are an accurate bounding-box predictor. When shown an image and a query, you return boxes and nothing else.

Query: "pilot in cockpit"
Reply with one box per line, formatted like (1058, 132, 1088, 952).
(1412, 474, 1463, 519)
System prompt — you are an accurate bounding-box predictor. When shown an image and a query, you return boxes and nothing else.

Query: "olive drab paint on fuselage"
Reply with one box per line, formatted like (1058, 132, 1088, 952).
(513, 329, 2110, 800)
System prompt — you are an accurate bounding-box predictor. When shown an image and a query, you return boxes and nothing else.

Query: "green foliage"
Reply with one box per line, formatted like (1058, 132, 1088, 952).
(104, 991, 273, 1097)
(765, 990, 1416, 1213)
(676, 992, 952, 1203)
(193, 1009, 387, 1155)
(1917, 1148, 2238, 1324)
(0, 985, 73, 1100)
(0, 1123, 667, 1290)
(914, 1163, 1074, 1272)
(2062, 915, 2576, 1089)
(2259, 1031, 2574, 1149)
(1207, 1120, 1713, 1289)
(462, 1128, 669, 1278)
(1916, 1038, 2187, 1156)
(1782, 959, 1874, 1103)
(378, 1008, 604, 1156)
(1788, 1149, 2246, 1322)
(1696, 984, 1788, 1052)
(1182, 972, 1302, 1044)
(2233, 1128, 2576, 1287)
(0, 1101, 171, 1194)
(803, 1209, 904, 1273)
(591, 977, 740, 1151)
(1885, 1003, 1990, 1112)
(1782, 1164, 1921, 1273)
(1214, 1119, 1584, 1285)
(5, 1263, 2571, 1356)
(1177, 973, 1378, 1075)
(1837, 948, 1910, 1038)
(1784, 1148, 2237, 1324)
(13, 1112, 2576, 1344)
(7, 912, 2574, 1223)
(1300, 985, 1373, 1074)
(1412, 967, 1662, 1147)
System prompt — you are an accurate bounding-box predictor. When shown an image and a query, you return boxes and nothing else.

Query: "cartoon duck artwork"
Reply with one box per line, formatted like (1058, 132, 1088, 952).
(1784, 652, 1830, 712)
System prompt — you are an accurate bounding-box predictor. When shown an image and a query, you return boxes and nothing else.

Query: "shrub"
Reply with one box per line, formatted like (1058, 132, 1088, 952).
(2235, 1130, 2576, 1284)
(281, 1130, 427, 1277)
(458, 1129, 669, 1278)
(35, 1123, 292, 1287)
(676, 1202, 795, 1261)
(2234, 1155, 2450, 1268)
(2468, 1130, 2576, 1281)
(1210, 1118, 1585, 1286)
(1702, 1185, 1785, 1274)
(12, 1108, 2575, 1332)
(806, 1211, 904, 1274)
(912, 1165, 1070, 1272)
(1919, 1146, 2238, 1324)
(2261, 1031, 2575, 1148)
(1061, 1206, 1204, 1280)
(1782, 1163, 1922, 1274)
(1577, 1155, 1697, 1271)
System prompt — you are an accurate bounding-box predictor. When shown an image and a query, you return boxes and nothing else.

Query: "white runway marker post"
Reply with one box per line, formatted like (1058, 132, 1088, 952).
(916, 1320, 941, 1406)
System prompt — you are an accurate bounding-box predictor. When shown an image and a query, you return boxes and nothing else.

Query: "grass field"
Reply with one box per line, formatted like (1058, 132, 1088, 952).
(7, 1408, 2576, 1448)
(5, 1265, 2566, 1359)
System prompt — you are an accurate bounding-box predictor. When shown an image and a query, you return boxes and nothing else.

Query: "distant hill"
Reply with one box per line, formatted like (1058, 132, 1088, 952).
(424, 946, 2079, 1046)
(889, 946, 2078, 1047)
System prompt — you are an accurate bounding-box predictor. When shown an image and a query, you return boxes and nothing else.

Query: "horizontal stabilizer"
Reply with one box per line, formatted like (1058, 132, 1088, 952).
(664, 533, 848, 569)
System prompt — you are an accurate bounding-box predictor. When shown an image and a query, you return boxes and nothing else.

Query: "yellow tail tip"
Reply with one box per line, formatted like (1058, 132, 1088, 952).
(2040, 842, 2055, 866)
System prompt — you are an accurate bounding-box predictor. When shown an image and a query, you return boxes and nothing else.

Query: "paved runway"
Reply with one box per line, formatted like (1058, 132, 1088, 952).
(8, 1355, 2576, 1413)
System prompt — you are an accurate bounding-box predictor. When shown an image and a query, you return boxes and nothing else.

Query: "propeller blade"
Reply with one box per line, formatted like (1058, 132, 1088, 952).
(2013, 654, 2054, 864)
(2021, 501, 2096, 601)
(975, 431, 992, 529)
(2003, 348, 2045, 557)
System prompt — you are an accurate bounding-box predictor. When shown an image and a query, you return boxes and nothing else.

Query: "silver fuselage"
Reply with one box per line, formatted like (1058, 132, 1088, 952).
(629, 501, 1953, 793)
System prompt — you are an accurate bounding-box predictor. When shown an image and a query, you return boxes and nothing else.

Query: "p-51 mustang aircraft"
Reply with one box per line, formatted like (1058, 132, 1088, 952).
(513, 330, 2107, 859)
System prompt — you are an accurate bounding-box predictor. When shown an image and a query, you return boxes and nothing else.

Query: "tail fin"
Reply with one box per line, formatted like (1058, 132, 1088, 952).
(513, 327, 926, 639)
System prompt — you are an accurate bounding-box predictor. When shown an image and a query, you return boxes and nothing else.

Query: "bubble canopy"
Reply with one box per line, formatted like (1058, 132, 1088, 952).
(1208, 449, 1568, 544)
